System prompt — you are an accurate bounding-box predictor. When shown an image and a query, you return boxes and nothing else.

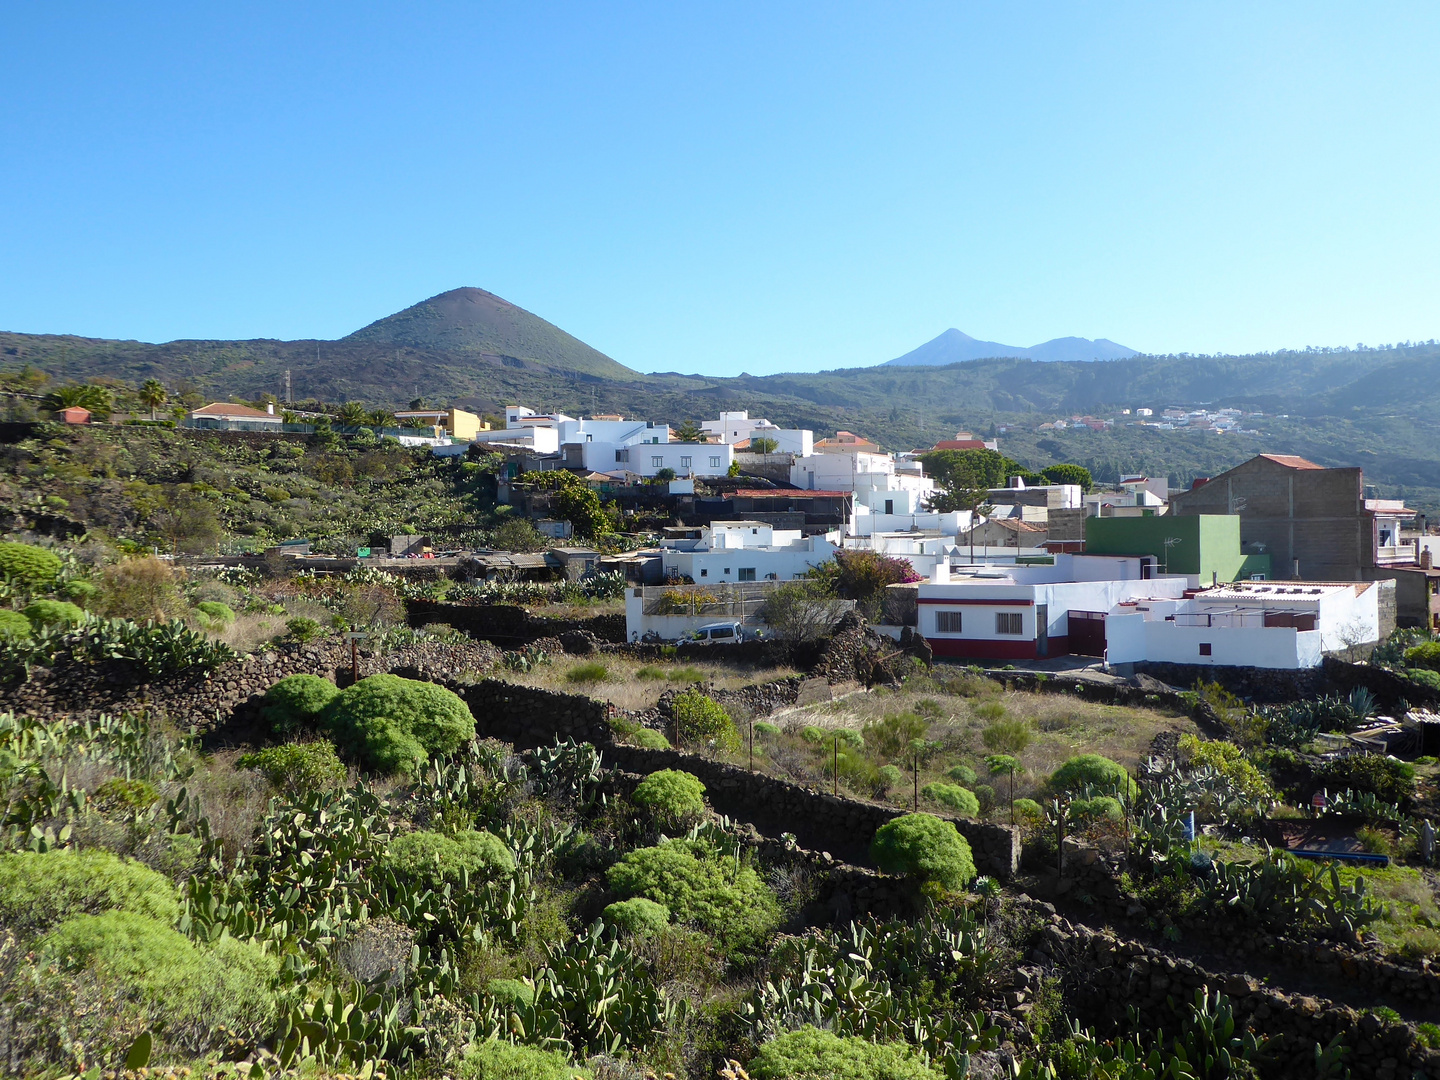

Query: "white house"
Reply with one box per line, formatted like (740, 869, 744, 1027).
(703, 411, 813, 456)
(791, 451, 936, 515)
(496, 405, 734, 478)
(659, 521, 838, 583)
(1104, 580, 1382, 670)
(916, 555, 1191, 661)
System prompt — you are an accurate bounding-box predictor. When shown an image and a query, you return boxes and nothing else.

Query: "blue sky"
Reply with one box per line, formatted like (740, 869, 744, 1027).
(2, 3, 1438, 376)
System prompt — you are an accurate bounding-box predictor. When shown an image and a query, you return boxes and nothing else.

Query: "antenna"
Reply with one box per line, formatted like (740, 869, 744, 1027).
(284, 369, 292, 404)
(1162, 536, 1182, 575)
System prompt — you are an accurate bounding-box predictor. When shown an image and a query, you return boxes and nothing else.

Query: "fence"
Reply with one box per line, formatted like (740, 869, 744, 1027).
(636, 581, 778, 621)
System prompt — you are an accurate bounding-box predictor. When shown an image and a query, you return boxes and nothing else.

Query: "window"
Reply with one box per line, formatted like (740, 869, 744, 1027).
(1199, 643, 1213, 656)
(651, 456, 664, 468)
(709, 456, 722, 468)
(699, 569, 708, 577)
(723, 568, 730, 575)
(884, 499, 894, 515)
(937, 611, 963, 633)
(615, 449, 629, 463)
(738, 568, 756, 581)
(680, 456, 692, 468)
(995, 612, 1024, 635)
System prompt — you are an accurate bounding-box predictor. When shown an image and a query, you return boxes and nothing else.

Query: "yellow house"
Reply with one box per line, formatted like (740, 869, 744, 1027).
(393, 407, 487, 440)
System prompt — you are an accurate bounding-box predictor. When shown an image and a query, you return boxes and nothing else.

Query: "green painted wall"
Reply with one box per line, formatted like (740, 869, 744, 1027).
(1085, 514, 1271, 582)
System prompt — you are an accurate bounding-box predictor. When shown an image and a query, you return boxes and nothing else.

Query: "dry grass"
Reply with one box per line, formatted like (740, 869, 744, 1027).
(498, 654, 799, 713)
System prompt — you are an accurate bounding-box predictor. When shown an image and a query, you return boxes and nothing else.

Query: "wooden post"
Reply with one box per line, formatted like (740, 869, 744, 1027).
(833, 734, 838, 796)
(351, 638, 359, 684)
(912, 752, 919, 812)
(748, 718, 754, 773)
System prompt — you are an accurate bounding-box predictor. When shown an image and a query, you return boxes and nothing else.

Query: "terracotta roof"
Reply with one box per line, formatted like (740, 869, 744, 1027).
(190, 402, 279, 420)
(1257, 454, 1323, 470)
(931, 440, 988, 451)
(733, 489, 852, 498)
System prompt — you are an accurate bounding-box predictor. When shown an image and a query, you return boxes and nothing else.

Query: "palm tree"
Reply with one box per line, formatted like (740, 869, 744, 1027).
(368, 408, 396, 428)
(139, 378, 167, 421)
(337, 401, 370, 426)
(43, 383, 114, 421)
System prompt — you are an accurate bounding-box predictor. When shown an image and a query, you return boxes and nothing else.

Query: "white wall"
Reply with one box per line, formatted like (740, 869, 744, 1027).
(608, 442, 733, 477)
(920, 577, 1190, 647)
(1123, 621, 1321, 669)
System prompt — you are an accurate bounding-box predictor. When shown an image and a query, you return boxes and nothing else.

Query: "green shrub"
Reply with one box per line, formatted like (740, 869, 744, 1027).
(1070, 796, 1124, 824)
(0, 609, 31, 640)
(801, 725, 826, 744)
(973, 700, 1007, 722)
(1048, 754, 1138, 799)
(631, 727, 671, 750)
(1314, 754, 1417, 806)
(878, 764, 904, 792)
(39, 911, 279, 1061)
(636, 665, 667, 681)
(565, 660, 610, 684)
(456, 1039, 591, 1080)
(871, 813, 977, 892)
(973, 783, 996, 815)
(486, 978, 536, 1011)
(1178, 734, 1276, 805)
(258, 673, 340, 735)
(238, 741, 347, 796)
(671, 688, 740, 752)
(920, 782, 981, 818)
(0, 849, 179, 934)
(286, 615, 324, 642)
(383, 829, 514, 889)
(748, 1026, 944, 1080)
(863, 711, 928, 760)
(194, 600, 236, 629)
(945, 764, 977, 786)
(602, 897, 671, 935)
(1013, 798, 1045, 822)
(61, 578, 99, 604)
(834, 728, 864, 748)
(322, 673, 476, 775)
(606, 838, 780, 953)
(754, 721, 781, 739)
(0, 541, 62, 587)
(632, 769, 706, 830)
(1404, 641, 1440, 671)
(23, 599, 87, 630)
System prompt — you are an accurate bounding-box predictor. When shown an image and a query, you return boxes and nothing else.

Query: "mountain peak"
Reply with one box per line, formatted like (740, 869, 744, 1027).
(885, 329, 1136, 366)
(345, 287, 636, 379)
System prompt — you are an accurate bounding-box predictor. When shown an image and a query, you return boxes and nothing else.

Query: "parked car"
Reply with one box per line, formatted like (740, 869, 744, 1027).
(693, 622, 745, 643)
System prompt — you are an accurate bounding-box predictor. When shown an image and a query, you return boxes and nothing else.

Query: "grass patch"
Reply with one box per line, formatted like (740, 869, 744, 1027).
(565, 661, 611, 685)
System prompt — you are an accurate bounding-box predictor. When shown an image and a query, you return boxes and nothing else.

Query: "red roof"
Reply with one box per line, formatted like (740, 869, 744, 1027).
(733, 489, 852, 498)
(1258, 454, 1322, 470)
(931, 440, 988, 451)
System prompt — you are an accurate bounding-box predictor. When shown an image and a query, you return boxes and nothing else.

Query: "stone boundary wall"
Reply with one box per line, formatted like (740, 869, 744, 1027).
(1031, 910, 1440, 1079)
(600, 741, 1019, 878)
(457, 679, 612, 748)
(406, 601, 626, 646)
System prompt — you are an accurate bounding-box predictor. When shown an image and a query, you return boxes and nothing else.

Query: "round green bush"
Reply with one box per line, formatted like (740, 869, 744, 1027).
(632, 769, 707, 830)
(753, 721, 782, 739)
(485, 978, 536, 1011)
(22, 599, 87, 630)
(194, 600, 236, 628)
(0, 541, 62, 587)
(259, 674, 340, 736)
(0, 849, 179, 934)
(61, 578, 99, 604)
(286, 615, 324, 642)
(382, 829, 515, 888)
(1070, 796, 1124, 823)
(921, 782, 981, 818)
(1048, 754, 1138, 799)
(456, 1039, 591, 1080)
(871, 813, 977, 892)
(878, 764, 904, 792)
(606, 838, 780, 953)
(39, 911, 279, 1059)
(800, 725, 826, 744)
(322, 673, 476, 775)
(602, 897, 672, 935)
(748, 1026, 944, 1080)
(631, 727, 671, 750)
(834, 728, 864, 748)
(1013, 798, 1045, 822)
(1404, 641, 1440, 671)
(671, 688, 740, 751)
(945, 764, 978, 786)
(0, 609, 31, 640)
(238, 741, 347, 795)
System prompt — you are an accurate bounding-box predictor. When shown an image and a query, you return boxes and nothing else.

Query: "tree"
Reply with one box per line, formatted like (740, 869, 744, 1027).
(139, 379, 167, 421)
(809, 549, 921, 621)
(491, 517, 548, 553)
(368, 408, 396, 428)
(761, 580, 851, 641)
(525, 470, 611, 538)
(43, 383, 114, 421)
(673, 419, 706, 442)
(337, 401, 370, 426)
(749, 436, 779, 454)
(984, 754, 1024, 825)
(1041, 463, 1093, 492)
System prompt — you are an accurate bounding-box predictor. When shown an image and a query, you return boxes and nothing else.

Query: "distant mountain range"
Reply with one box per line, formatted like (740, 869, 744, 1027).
(3, 286, 1439, 512)
(886, 329, 1137, 366)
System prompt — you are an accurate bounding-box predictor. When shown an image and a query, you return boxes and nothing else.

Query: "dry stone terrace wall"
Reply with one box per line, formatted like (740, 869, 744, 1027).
(405, 601, 626, 646)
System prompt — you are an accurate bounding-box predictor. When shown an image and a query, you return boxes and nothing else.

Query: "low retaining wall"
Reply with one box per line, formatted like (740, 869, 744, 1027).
(406, 601, 626, 646)
(459, 679, 611, 748)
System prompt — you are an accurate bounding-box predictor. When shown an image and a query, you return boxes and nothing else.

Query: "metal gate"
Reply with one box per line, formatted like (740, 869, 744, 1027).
(1068, 610, 1106, 657)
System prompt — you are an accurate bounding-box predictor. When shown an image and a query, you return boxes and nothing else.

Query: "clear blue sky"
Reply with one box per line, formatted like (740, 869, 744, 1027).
(3, 3, 1438, 376)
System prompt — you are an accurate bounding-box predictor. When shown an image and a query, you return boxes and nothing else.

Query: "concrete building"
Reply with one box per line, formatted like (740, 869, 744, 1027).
(1168, 454, 1392, 581)
(790, 451, 935, 514)
(1105, 580, 1384, 670)
(1085, 514, 1272, 584)
(189, 402, 283, 428)
(392, 407, 486, 441)
(916, 555, 1190, 661)
(702, 411, 813, 456)
(985, 477, 1083, 510)
(658, 521, 838, 584)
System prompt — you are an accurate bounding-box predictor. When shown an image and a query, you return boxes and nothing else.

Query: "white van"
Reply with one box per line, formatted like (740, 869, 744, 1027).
(694, 622, 744, 643)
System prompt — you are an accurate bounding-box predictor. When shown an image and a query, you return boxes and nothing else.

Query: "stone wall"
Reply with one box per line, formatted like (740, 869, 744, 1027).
(457, 679, 612, 748)
(406, 601, 627, 646)
(1030, 908, 1440, 1080)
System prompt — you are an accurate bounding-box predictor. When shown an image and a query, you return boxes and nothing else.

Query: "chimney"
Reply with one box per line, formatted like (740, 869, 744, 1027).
(267, 402, 275, 415)
(931, 562, 951, 584)
(1422, 547, 1433, 570)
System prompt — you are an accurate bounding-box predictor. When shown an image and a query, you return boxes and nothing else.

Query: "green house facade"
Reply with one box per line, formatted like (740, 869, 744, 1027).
(1085, 514, 1271, 583)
